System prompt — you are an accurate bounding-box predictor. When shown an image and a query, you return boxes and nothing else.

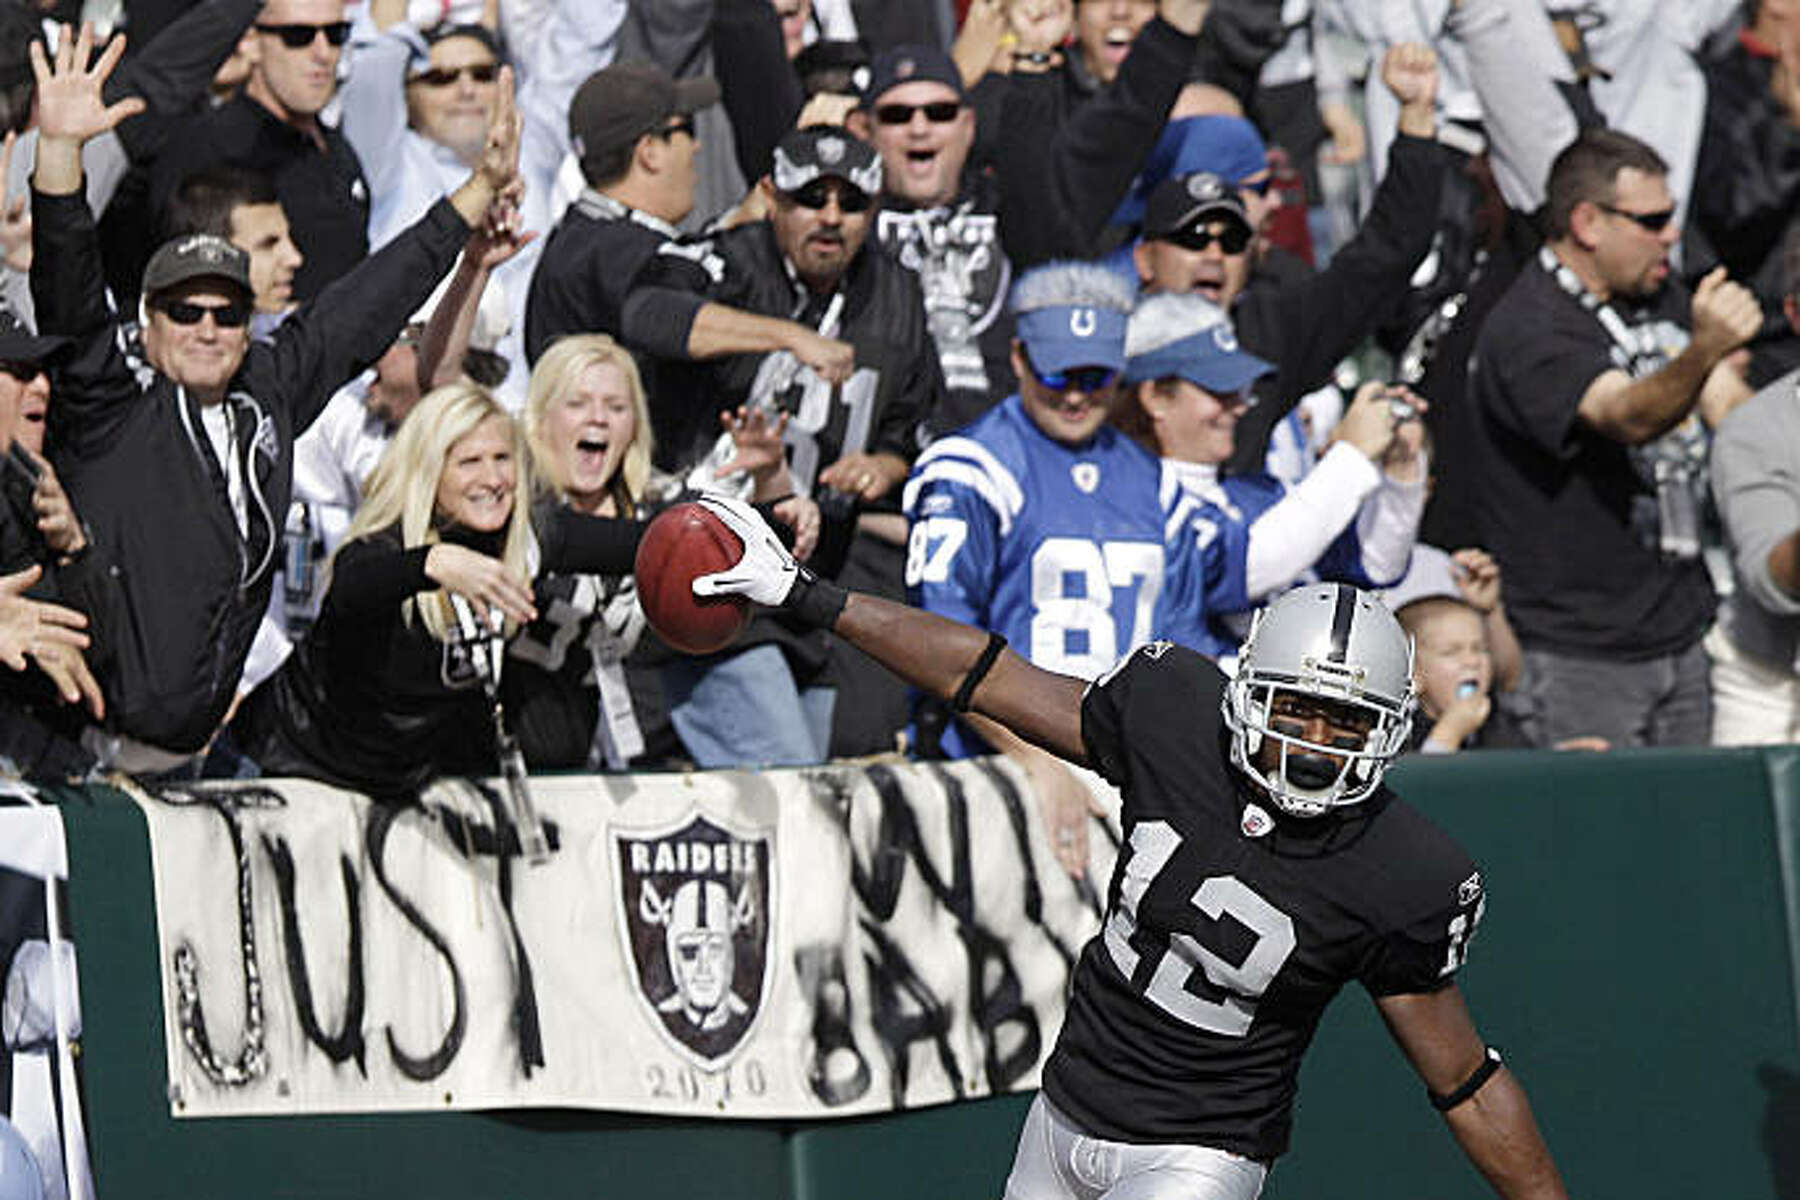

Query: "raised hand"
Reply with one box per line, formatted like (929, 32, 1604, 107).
(1689, 266, 1763, 360)
(1007, 0, 1074, 57)
(1450, 548, 1502, 614)
(468, 179, 535, 269)
(30, 24, 145, 147)
(1382, 42, 1438, 138)
(714, 406, 793, 486)
(475, 64, 521, 193)
(1382, 42, 1438, 109)
(1332, 381, 1401, 463)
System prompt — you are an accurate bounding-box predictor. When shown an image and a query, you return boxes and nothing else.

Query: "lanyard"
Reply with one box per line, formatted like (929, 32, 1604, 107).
(1537, 246, 1668, 378)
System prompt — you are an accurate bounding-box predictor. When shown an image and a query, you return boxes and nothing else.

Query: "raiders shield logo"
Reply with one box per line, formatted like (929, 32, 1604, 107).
(613, 813, 773, 1069)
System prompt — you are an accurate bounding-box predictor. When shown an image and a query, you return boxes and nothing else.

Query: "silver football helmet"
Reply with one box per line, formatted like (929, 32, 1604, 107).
(1223, 583, 1416, 817)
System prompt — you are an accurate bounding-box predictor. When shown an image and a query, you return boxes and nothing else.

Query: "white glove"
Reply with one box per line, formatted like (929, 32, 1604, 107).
(691, 494, 800, 608)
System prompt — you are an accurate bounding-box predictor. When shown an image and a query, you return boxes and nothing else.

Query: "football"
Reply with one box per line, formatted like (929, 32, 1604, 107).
(634, 501, 750, 655)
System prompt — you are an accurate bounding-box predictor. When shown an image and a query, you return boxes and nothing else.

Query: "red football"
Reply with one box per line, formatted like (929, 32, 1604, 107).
(634, 501, 751, 655)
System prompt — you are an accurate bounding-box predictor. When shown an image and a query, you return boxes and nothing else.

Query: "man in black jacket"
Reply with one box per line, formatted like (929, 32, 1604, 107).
(622, 125, 942, 762)
(851, 12, 1201, 437)
(0, 306, 107, 775)
(1132, 43, 1447, 473)
(29, 25, 521, 769)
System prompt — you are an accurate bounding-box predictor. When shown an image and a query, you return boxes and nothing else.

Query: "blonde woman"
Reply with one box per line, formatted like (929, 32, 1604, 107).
(231, 381, 644, 795)
(506, 335, 816, 768)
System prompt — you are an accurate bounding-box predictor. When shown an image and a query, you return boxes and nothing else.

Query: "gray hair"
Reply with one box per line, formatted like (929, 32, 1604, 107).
(1010, 261, 1136, 317)
(1125, 292, 1232, 358)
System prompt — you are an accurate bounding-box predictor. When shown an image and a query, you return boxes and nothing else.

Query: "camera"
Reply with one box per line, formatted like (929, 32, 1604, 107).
(1384, 386, 1417, 423)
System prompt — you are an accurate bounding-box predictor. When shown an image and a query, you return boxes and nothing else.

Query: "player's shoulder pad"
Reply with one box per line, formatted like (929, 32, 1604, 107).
(1369, 791, 1485, 924)
(1091, 638, 1219, 693)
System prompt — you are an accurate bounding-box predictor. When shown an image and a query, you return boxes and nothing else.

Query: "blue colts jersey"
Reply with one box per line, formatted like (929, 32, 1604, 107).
(903, 396, 1239, 755)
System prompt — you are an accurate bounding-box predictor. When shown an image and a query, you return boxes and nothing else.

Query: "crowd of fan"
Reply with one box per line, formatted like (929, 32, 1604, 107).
(1, 0, 1798, 840)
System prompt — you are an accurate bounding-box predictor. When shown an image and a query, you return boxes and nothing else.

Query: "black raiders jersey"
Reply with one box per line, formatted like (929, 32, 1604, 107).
(1042, 643, 1484, 1161)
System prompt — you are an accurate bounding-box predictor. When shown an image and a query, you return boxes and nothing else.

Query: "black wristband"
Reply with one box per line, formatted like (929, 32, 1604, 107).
(1427, 1045, 1503, 1112)
(951, 631, 1008, 714)
(785, 566, 849, 629)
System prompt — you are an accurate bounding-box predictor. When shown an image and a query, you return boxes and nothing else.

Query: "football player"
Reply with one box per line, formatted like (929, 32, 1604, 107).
(690, 496, 1569, 1200)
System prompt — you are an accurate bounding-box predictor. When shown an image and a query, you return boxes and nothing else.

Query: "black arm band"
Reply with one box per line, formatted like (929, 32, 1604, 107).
(1427, 1046, 1503, 1112)
(950, 632, 1009, 714)
(784, 567, 849, 630)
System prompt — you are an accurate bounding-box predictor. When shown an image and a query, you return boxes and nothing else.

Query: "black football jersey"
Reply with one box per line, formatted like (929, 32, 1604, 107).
(1042, 643, 1484, 1160)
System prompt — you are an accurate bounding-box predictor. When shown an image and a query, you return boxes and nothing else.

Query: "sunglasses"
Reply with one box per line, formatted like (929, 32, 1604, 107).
(410, 62, 499, 87)
(873, 100, 963, 126)
(1027, 354, 1119, 393)
(783, 178, 874, 214)
(1240, 175, 1272, 197)
(0, 360, 45, 382)
(1163, 223, 1251, 254)
(656, 115, 697, 140)
(255, 20, 352, 47)
(1598, 202, 1676, 233)
(155, 299, 253, 328)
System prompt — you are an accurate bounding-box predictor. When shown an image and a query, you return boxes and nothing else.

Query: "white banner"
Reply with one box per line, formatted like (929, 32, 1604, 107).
(129, 760, 1120, 1120)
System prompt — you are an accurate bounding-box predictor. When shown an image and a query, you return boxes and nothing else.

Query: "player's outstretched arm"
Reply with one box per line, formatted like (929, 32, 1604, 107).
(1375, 987, 1569, 1200)
(692, 495, 1088, 762)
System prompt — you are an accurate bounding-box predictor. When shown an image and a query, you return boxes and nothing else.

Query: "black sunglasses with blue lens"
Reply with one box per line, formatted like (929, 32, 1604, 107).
(1026, 354, 1120, 393)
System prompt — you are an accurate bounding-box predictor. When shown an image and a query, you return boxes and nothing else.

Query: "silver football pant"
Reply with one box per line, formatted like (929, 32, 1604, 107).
(1002, 1094, 1267, 1200)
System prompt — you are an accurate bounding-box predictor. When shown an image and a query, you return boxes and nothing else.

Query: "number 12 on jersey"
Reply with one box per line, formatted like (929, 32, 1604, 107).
(1103, 821, 1297, 1038)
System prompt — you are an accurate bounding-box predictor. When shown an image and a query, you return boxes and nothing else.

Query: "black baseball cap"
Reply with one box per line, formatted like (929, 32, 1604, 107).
(568, 62, 719, 173)
(419, 21, 504, 60)
(141, 233, 253, 301)
(861, 45, 966, 107)
(0, 307, 69, 368)
(1144, 172, 1252, 242)
(770, 126, 883, 197)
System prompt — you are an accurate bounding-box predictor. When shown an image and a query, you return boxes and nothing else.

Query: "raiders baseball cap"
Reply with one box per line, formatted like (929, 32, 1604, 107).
(1123, 292, 1272, 394)
(568, 62, 719, 172)
(141, 233, 253, 301)
(0, 306, 69, 369)
(770, 126, 883, 198)
(861, 45, 966, 106)
(1011, 261, 1135, 377)
(1144, 172, 1252, 242)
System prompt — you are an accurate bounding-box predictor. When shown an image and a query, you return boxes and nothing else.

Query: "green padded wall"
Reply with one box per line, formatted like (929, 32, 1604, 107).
(52, 748, 1800, 1200)
(1270, 749, 1800, 1200)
